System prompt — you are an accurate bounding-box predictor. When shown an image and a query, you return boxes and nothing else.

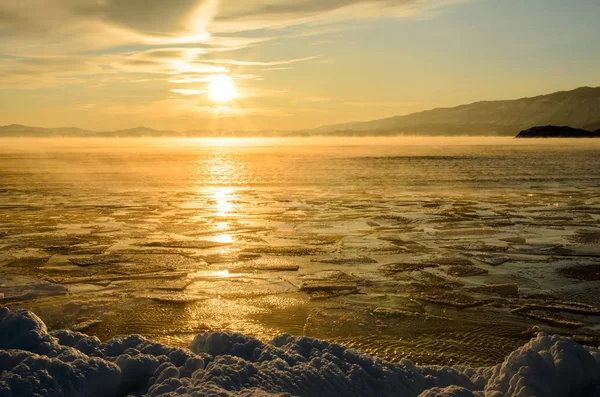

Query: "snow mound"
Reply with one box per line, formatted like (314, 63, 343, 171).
(1, 307, 600, 396)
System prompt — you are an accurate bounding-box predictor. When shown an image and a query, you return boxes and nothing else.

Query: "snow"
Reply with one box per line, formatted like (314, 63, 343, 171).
(1, 308, 600, 396)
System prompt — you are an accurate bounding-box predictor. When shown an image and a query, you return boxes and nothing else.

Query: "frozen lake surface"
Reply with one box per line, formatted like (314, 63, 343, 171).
(1, 137, 600, 366)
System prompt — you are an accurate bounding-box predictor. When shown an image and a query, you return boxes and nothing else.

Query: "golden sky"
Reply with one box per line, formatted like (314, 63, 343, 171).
(0, 0, 599, 132)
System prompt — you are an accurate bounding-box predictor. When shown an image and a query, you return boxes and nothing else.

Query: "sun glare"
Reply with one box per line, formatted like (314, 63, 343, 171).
(208, 75, 237, 102)
(214, 187, 235, 215)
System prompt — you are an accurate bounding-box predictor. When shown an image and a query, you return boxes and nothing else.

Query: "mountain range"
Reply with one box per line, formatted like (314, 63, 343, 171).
(306, 86, 600, 136)
(1, 86, 599, 137)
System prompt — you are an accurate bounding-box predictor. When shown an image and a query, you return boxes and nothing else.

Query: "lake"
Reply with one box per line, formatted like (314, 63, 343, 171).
(1, 137, 599, 366)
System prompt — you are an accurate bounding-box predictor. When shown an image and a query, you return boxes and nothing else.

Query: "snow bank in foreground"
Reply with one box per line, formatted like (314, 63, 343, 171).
(1, 308, 600, 397)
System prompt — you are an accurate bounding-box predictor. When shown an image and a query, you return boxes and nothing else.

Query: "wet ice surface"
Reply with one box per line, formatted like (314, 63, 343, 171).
(1, 137, 600, 367)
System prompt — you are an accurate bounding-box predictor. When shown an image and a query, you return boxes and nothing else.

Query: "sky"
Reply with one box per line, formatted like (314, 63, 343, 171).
(0, 0, 599, 132)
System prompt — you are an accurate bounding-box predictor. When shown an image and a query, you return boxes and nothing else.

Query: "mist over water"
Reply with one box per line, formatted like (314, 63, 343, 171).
(1, 137, 600, 366)
(2, 137, 599, 191)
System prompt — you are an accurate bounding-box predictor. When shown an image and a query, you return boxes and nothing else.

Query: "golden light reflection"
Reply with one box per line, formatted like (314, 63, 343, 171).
(208, 269, 230, 278)
(190, 269, 245, 279)
(212, 233, 234, 243)
(214, 221, 229, 231)
(214, 187, 234, 198)
(217, 199, 232, 214)
(196, 151, 240, 186)
(214, 187, 235, 216)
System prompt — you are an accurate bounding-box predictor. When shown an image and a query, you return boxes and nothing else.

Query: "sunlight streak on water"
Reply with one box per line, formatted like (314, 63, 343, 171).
(214, 187, 235, 215)
(212, 233, 234, 243)
(214, 221, 229, 231)
(190, 269, 244, 279)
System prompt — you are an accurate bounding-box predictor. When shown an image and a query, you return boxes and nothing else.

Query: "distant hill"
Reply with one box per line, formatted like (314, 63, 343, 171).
(0, 124, 94, 137)
(305, 86, 600, 136)
(516, 125, 600, 138)
(0, 125, 184, 138)
(2, 86, 600, 137)
(0, 124, 282, 138)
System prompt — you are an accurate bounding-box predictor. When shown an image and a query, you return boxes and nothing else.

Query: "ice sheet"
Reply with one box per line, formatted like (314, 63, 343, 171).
(1, 138, 600, 367)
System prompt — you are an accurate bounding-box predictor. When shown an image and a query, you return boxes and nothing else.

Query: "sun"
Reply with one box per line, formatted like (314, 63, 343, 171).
(208, 75, 237, 102)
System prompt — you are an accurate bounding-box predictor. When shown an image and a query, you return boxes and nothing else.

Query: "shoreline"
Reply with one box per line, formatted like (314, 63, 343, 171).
(2, 307, 600, 397)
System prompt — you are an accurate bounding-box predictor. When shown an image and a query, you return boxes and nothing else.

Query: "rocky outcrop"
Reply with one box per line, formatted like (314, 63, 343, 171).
(516, 125, 600, 138)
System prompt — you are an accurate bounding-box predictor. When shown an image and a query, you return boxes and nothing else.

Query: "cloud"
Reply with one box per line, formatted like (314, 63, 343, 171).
(307, 97, 331, 102)
(0, 0, 214, 44)
(137, 48, 207, 59)
(0, 0, 475, 125)
(169, 74, 219, 84)
(105, 97, 283, 119)
(0, 0, 470, 55)
(216, 0, 405, 19)
(209, 0, 471, 33)
(0, 1, 325, 92)
(114, 54, 228, 75)
(170, 89, 207, 95)
(202, 55, 320, 67)
(71, 0, 211, 36)
(0, 55, 110, 88)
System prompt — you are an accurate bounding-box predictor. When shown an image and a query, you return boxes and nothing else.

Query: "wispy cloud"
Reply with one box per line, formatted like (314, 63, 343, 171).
(0, 0, 475, 128)
(170, 89, 207, 96)
(209, 0, 471, 33)
(202, 56, 320, 67)
(105, 97, 284, 120)
(0, 0, 467, 79)
(307, 97, 331, 102)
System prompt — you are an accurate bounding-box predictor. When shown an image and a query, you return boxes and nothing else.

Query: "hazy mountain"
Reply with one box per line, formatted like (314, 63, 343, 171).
(106, 127, 182, 137)
(306, 86, 600, 136)
(0, 124, 286, 138)
(2, 86, 600, 137)
(0, 125, 190, 138)
(0, 124, 93, 137)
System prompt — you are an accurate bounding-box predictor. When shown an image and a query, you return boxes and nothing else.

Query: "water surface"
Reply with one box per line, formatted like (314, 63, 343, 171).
(1, 137, 600, 366)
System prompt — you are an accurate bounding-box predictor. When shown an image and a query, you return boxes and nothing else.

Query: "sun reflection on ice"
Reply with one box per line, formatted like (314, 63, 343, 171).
(214, 187, 235, 216)
(212, 233, 234, 243)
(207, 269, 230, 278)
(189, 269, 245, 279)
(214, 221, 229, 231)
